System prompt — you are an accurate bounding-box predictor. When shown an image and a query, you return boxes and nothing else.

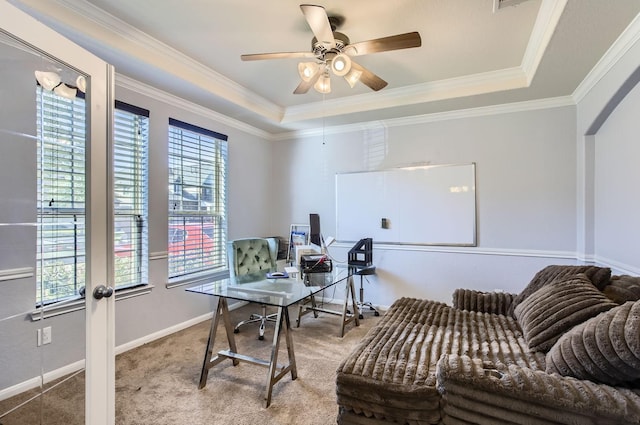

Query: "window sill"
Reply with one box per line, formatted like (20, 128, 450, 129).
(31, 284, 154, 321)
(166, 269, 229, 289)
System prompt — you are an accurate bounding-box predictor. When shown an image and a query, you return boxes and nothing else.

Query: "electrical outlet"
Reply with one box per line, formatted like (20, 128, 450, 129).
(42, 326, 52, 345)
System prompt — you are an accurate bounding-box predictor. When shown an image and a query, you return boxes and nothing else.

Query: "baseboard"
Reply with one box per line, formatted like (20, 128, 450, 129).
(115, 312, 213, 355)
(0, 309, 226, 403)
(0, 296, 387, 403)
(0, 360, 85, 402)
(593, 256, 640, 276)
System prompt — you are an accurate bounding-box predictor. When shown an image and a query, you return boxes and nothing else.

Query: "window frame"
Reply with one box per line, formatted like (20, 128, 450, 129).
(167, 118, 228, 287)
(36, 86, 87, 306)
(35, 90, 152, 308)
(113, 100, 150, 290)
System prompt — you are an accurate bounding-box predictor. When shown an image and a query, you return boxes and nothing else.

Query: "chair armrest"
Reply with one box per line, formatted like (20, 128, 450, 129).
(436, 354, 640, 425)
(451, 288, 516, 315)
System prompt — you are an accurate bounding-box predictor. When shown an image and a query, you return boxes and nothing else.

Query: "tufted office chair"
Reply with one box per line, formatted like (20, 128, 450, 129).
(227, 237, 279, 340)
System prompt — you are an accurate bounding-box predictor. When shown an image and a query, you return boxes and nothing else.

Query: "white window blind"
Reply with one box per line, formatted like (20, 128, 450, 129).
(36, 90, 150, 305)
(36, 88, 86, 305)
(114, 101, 149, 288)
(168, 118, 228, 279)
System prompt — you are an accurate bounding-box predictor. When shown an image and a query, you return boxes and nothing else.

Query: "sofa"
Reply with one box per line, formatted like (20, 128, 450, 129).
(335, 265, 640, 424)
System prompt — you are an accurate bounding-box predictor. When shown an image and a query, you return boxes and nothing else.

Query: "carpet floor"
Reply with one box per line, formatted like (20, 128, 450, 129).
(0, 303, 381, 425)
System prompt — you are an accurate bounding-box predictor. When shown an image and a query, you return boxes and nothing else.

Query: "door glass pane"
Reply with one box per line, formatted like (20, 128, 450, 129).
(0, 30, 86, 424)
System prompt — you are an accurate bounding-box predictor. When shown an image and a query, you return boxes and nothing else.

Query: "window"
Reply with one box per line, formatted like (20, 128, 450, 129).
(36, 91, 149, 305)
(113, 101, 149, 289)
(168, 118, 228, 280)
(36, 88, 86, 305)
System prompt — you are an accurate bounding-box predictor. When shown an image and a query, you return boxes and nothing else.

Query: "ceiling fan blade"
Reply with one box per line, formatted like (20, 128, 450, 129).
(293, 69, 322, 94)
(350, 61, 388, 91)
(347, 32, 422, 56)
(300, 4, 335, 49)
(241, 51, 316, 61)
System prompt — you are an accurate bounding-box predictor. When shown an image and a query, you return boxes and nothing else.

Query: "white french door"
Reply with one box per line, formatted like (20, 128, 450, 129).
(0, 2, 114, 424)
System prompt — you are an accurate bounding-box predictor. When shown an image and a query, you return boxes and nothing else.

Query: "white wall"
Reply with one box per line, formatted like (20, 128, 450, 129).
(0, 77, 277, 391)
(593, 81, 640, 272)
(576, 18, 640, 275)
(273, 105, 580, 305)
(3, 9, 639, 398)
(0, 43, 84, 391)
(112, 82, 276, 346)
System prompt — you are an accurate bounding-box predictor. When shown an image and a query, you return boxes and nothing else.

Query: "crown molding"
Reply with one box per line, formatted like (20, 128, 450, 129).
(572, 11, 640, 103)
(279, 0, 566, 124)
(275, 95, 575, 141)
(521, 0, 568, 84)
(21, 0, 624, 141)
(20, 0, 565, 130)
(30, 0, 283, 123)
(283, 67, 528, 123)
(116, 74, 272, 140)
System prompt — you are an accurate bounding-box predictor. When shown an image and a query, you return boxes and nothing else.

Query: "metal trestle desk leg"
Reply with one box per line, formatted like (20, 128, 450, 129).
(198, 296, 297, 407)
(296, 275, 360, 337)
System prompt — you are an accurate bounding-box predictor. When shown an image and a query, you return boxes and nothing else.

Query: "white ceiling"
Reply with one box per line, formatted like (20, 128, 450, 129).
(10, 0, 640, 136)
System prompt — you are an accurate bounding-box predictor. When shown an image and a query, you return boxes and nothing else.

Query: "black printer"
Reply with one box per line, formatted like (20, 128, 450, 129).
(300, 254, 333, 274)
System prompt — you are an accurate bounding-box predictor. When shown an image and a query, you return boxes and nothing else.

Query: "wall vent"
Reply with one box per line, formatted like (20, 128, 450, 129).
(493, 0, 531, 13)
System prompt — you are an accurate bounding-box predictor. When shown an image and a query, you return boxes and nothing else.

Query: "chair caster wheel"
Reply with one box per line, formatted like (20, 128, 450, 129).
(258, 335, 264, 341)
(374, 311, 380, 316)
(359, 314, 363, 319)
(234, 328, 240, 334)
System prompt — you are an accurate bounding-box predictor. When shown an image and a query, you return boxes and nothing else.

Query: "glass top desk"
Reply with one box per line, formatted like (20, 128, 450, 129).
(186, 271, 359, 407)
(296, 264, 377, 328)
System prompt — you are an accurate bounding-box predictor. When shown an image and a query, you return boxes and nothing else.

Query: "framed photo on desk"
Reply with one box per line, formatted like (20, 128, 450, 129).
(286, 224, 310, 264)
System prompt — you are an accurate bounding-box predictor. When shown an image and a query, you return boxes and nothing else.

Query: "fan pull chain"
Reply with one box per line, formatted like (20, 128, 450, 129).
(322, 92, 326, 145)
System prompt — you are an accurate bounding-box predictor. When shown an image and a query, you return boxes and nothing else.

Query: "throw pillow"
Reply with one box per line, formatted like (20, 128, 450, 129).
(508, 264, 611, 317)
(546, 300, 640, 386)
(602, 275, 640, 304)
(514, 273, 618, 352)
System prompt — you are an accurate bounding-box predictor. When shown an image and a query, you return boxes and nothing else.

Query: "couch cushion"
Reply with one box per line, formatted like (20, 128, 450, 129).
(602, 275, 640, 304)
(438, 354, 640, 425)
(508, 264, 611, 317)
(451, 288, 515, 315)
(335, 297, 544, 425)
(514, 274, 618, 352)
(546, 300, 640, 386)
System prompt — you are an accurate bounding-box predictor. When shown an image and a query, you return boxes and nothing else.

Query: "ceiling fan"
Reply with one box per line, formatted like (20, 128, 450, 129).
(240, 4, 422, 94)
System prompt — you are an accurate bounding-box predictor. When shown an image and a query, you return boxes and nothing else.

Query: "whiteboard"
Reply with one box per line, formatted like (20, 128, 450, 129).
(335, 163, 476, 246)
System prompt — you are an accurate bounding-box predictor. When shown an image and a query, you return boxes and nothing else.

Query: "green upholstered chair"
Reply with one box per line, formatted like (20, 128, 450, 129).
(227, 237, 279, 340)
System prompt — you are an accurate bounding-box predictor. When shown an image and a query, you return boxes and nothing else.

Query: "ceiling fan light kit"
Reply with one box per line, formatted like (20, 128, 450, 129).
(34, 70, 61, 91)
(35, 70, 81, 100)
(314, 70, 331, 94)
(344, 68, 362, 88)
(298, 61, 319, 82)
(53, 83, 77, 99)
(241, 4, 422, 95)
(76, 75, 87, 93)
(330, 52, 351, 76)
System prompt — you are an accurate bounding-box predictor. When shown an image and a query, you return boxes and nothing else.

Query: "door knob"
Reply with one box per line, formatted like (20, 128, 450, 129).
(93, 285, 114, 300)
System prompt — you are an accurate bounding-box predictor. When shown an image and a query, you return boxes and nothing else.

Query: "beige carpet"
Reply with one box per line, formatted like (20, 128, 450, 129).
(0, 303, 381, 425)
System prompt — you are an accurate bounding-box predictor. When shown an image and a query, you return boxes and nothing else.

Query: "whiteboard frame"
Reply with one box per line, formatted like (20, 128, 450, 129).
(335, 163, 477, 247)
